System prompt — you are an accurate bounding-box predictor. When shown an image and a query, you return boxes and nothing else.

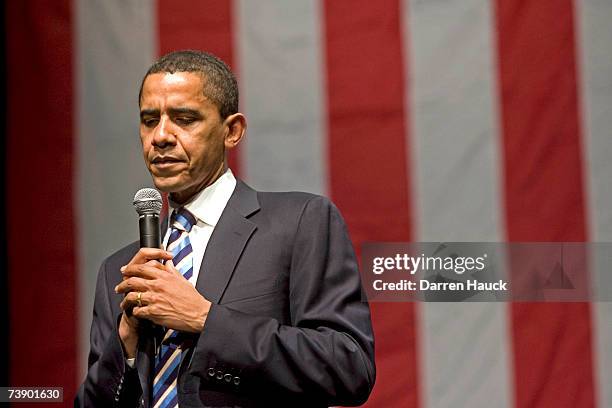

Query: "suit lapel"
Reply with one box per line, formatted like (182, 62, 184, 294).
(195, 180, 260, 303)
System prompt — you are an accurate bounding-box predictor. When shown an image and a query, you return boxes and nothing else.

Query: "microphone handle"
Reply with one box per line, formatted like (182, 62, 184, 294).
(136, 213, 162, 345)
(139, 214, 160, 248)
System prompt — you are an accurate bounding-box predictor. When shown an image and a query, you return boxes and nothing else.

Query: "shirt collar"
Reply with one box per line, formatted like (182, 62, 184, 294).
(168, 168, 237, 227)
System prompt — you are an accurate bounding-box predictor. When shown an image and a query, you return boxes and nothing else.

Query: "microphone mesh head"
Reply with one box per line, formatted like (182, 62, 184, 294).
(133, 188, 163, 215)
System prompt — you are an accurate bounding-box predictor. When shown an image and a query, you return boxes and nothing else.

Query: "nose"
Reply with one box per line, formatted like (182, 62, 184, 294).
(152, 115, 176, 148)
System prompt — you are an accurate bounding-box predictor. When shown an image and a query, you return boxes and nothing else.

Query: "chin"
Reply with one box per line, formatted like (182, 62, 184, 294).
(150, 177, 182, 194)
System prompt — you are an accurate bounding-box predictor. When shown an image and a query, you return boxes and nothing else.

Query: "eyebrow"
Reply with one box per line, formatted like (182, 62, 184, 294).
(139, 107, 202, 119)
(168, 107, 202, 117)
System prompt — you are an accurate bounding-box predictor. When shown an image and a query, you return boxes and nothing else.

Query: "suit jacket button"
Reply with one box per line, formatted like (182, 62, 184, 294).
(233, 376, 241, 386)
(207, 368, 216, 377)
(224, 373, 232, 383)
(114, 395, 120, 402)
(216, 370, 224, 380)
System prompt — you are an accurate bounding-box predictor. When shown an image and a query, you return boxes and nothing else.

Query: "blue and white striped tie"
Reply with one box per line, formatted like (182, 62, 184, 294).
(152, 208, 196, 408)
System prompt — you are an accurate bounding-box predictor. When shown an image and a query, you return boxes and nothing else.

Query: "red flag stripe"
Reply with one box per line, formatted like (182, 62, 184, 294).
(323, 1, 419, 406)
(494, 1, 596, 406)
(6, 0, 77, 398)
(156, 0, 240, 176)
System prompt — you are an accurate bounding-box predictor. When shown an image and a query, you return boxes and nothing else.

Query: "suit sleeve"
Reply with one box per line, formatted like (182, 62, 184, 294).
(75, 259, 141, 408)
(189, 196, 376, 406)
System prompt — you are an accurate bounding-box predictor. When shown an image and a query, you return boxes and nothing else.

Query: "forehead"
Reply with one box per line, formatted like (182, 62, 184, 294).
(140, 72, 208, 107)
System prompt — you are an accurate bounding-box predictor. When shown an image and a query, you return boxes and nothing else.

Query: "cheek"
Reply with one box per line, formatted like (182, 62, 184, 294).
(140, 132, 151, 152)
(141, 142, 152, 162)
(188, 145, 210, 169)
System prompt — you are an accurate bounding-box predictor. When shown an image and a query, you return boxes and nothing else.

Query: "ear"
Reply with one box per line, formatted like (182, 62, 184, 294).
(223, 113, 247, 149)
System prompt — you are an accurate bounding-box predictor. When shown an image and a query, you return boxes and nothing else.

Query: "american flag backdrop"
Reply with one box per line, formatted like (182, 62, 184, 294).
(5, 0, 612, 407)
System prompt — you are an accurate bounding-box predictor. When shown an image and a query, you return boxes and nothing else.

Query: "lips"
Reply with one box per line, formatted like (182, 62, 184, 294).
(151, 156, 185, 170)
(152, 155, 182, 163)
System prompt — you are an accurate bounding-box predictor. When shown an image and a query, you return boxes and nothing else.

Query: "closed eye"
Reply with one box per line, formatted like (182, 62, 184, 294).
(169, 107, 202, 126)
(141, 117, 159, 128)
(174, 116, 197, 126)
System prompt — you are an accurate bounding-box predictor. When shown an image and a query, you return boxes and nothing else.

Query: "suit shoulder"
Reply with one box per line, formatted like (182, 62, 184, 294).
(256, 190, 336, 214)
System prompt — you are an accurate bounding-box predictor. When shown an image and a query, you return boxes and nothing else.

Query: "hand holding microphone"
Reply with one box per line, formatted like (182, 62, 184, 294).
(117, 188, 166, 357)
(117, 188, 210, 358)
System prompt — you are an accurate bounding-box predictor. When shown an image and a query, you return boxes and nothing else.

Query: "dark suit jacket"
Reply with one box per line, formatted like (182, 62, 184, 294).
(76, 180, 375, 407)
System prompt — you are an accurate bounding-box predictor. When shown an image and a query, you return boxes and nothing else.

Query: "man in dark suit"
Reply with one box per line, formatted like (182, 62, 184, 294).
(77, 50, 375, 407)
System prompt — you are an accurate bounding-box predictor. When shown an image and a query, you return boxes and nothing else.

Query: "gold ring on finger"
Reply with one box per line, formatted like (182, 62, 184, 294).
(137, 291, 142, 307)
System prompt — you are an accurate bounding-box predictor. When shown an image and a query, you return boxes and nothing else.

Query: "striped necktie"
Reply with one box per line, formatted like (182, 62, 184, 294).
(152, 208, 196, 408)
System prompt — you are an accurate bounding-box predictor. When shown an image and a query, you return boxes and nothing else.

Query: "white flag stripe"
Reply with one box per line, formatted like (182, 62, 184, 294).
(235, 0, 327, 194)
(590, 248, 612, 408)
(405, 0, 504, 242)
(75, 0, 156, 375)
(404, 0, 512, 406)
(576, 2, 612, 407)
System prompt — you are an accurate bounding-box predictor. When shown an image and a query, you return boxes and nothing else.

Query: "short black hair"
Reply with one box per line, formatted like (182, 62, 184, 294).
(139, 50, 238, 119)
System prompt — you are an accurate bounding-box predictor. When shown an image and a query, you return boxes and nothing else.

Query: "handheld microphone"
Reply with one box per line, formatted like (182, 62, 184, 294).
(133, 188, 162, 248)
(131, 188, 163, 338)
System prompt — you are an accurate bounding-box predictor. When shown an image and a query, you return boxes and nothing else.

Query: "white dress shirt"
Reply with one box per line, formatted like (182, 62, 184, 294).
(164, 168, 237, 283)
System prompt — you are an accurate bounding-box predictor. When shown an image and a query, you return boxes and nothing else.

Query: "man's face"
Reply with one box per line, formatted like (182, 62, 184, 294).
(140, 72, 227, 204)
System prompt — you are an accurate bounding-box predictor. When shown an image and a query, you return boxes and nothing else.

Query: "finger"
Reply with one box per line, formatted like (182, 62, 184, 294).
(145, 259, 166, 269)
(165, 259, 181, 276)
(124, 248, 173, 267)
(121, 310, 139, 326)
(132, 305, 151, 320)
(120, 291, 149, 310)
(120, 291, 142, 310)
(115, 276, 150, 294)
(122, 264, 164, 280)
(120, 296, 133, 311)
